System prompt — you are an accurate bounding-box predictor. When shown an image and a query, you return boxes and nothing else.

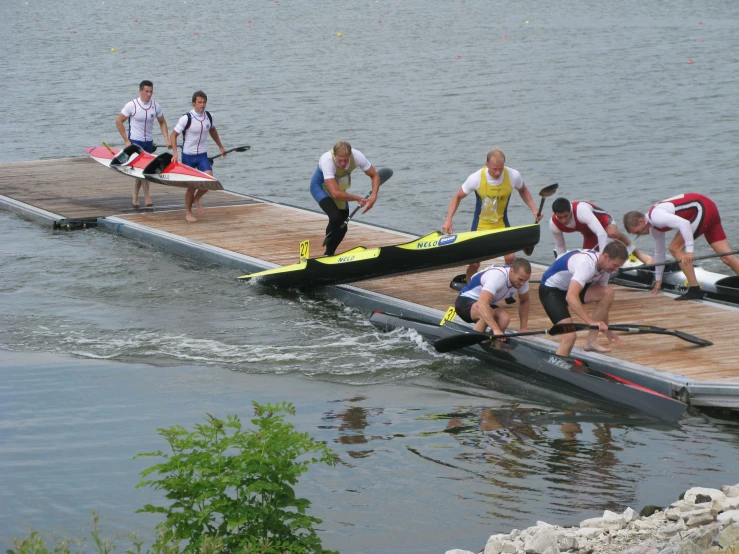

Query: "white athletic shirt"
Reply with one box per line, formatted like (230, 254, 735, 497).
(318, 149, 372, 178)
(461, 265, 529, 303)
(173, 110, 215, 155)
(549, 202, 609, 256)
(460, 167, 524, 195)
(120, 99, 163, 142)
(647, 203, 696, 282)
(541, 250, 609, 291)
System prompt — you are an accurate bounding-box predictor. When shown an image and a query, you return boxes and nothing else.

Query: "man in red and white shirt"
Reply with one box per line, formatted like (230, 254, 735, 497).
(624, 193, 739, 300)
(550, 198, 652, 264)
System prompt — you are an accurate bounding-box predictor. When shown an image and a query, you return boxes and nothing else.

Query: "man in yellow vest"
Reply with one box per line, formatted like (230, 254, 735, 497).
(442, 148, 542, 281)
(310, 141, 381, 256)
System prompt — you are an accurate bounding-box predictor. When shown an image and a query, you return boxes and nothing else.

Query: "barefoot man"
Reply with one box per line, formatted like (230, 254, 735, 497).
(624, 193, 739, 301)
(454, 258, 532, 336)
(115, 80, 170, 208)
(538, 241, 628, 357)
(170, 91, 227, 223)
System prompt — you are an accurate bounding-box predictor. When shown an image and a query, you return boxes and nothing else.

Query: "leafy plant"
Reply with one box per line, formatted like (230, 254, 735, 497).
(136, 403, 338, 553)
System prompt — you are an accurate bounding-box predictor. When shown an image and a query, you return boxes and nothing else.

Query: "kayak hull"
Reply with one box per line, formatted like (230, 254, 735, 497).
(239, 224, 541, 288)
(369, 311, 687, 423)
(85, 146, 223, 190)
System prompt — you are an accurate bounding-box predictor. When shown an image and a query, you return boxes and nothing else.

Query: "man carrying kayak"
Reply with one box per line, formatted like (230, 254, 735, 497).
(115, 80, 170, 209)
(539, 241, 628, 357)
(454, 258, 532, 337)
(623, 192, 739, 301)
(550, 197, 653, 263)
(170, 91, 227, 223)
(309, 141, 381, 256)
(441, 148, 542, 282)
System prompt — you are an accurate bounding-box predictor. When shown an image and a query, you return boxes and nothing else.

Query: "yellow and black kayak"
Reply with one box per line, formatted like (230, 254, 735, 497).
(238, 224, 540, 288)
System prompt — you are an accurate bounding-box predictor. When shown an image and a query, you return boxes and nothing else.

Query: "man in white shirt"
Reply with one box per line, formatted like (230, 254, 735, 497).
(550, 198, 652, 263)
(115, 80, 170, 208)
(624, 193, 739, 300)
(538, 241, 628, 356)
(309, 141, 381, 256)
(441, 149, 541, 281)
(170, 91, 227, 223)
(455, 258, 532, 337)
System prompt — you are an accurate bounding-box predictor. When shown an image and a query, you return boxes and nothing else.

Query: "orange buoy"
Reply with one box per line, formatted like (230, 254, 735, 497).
(688, 59, 694, 63)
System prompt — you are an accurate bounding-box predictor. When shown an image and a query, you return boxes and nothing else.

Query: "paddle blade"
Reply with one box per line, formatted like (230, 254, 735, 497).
(672, 330, 713, 347)
(434, 332, 491, 353)
(539, 183, 559, 198)
(377, 167, 393, 184)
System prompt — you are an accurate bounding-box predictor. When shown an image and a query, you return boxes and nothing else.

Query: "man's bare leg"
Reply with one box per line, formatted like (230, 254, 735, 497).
(133, 179, 142, 207)
(142, 180, 153, 207)
(555, 317, 577, 357)
(466, 262, 481, 283)
(185, 188, 198, 223)
(669, 234, 698, 286)
(711, 239, 739, 276)
(583, 285, 616, 353)
(194, 189, 208, 215)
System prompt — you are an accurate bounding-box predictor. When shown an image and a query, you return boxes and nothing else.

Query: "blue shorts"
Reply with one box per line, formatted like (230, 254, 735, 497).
(181, 152, 212, 172)
(129, 139, 154, 153)
(309, 166, 329, 204)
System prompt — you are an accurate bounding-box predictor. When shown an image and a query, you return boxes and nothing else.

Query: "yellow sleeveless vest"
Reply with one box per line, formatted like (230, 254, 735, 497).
(476, 167, 512, 230)
(325, 152, 357, 209)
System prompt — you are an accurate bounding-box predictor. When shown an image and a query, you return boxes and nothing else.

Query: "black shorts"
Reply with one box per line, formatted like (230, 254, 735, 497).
(538, 283, 591, 324)
(454, 295, 499, 324)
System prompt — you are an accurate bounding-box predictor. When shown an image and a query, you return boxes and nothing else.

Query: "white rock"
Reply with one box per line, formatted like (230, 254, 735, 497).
(575, 527, 604, 539)
(523, 527, 559, 554)
(663, 518, 688, 536)
(445, 550, 475, 554)
(556, 534, 577, 551)
(484, 538, 517, 554)
(541, 547, 559, 554)
(717, 509, 739, 525)
(622, 507, 639, 522)
(486, 534, 511, 543)
(580, 513, 626, 531)
(722, 484, 739, 498)
(683, 486, 726, 505)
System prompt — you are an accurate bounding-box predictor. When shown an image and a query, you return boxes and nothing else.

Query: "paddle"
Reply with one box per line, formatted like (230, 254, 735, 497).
(434, 321, 711, 353)
(208, 145, 251, 164)
(322, 167, 394, 247)
(615, 250, 739, 275)
(522, 183, 559, 256)
(434, 322, 582, 353)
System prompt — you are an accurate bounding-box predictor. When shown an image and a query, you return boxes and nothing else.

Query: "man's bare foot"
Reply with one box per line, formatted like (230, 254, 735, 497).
(194, 200, 204, 215)
(144, 197, 153, 207)
(186, 212, 198, 223)
(583, 342, 612, 353)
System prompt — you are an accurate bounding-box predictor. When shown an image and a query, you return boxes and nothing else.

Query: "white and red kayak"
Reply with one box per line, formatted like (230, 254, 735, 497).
(85, 145, 223, 191)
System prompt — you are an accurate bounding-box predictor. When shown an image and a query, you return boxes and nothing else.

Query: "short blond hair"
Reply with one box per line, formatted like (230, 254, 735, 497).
(333, 141, 352, 157)
(623, 211, 645, 233)
(486, 148, 505, 164)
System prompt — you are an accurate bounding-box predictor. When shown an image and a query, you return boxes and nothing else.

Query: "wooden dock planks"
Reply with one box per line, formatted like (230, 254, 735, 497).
(2, 156, 738, 388)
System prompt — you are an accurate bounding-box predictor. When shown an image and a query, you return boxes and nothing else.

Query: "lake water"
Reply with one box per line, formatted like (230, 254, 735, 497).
(2, 0, 739, 552)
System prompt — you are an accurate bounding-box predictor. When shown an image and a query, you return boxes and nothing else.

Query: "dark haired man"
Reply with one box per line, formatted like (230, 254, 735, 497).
(550, 197, 652, 264)
(115, 80, 170, 208)
(170, 91, 227, 223)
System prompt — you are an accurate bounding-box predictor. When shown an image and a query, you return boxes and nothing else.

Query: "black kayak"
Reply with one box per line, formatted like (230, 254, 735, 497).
(239, 224, 540, 288)
(369, 310, 687, 423)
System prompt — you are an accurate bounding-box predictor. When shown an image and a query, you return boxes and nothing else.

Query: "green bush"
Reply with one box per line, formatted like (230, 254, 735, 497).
(136, 402, 338, 553)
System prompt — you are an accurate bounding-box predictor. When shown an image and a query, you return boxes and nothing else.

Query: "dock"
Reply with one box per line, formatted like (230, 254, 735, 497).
(2, 156, 739, 413)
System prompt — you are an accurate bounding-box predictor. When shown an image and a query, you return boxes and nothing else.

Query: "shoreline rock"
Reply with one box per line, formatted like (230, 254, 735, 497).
(446, 483, 739, 554)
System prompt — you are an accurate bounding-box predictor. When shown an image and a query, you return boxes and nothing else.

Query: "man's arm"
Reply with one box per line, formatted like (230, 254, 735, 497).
(360, 165, 380, 213)
(565, 280, 607, 331)
(474, 289, 503, 335)
(517, 291, 529, 331)
(157, 115, 170, 148)
(115, 113, 130, 146)
(208, 127, 227, 157)
(577, 203, 608, 252)
(170, 130, 180, 163)
(549, 218, 568, 256)
(442, 188, 468, 234)
(517, 184, 542, 222)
